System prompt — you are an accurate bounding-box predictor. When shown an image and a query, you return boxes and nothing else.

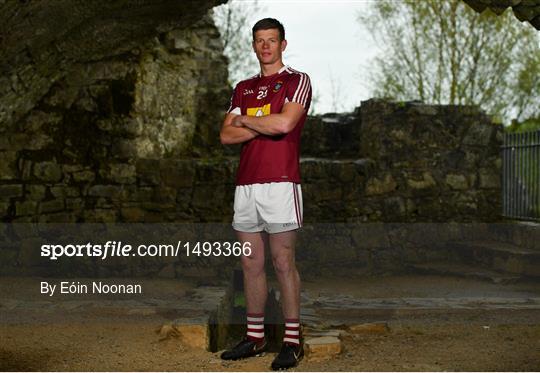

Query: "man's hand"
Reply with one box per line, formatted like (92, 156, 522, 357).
(220, 113, 260, 145)
(231, 115, 245, 128)
(241, 102, 305, 136)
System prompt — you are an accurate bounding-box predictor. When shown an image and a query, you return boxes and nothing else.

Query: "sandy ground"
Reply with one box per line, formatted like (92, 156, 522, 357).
(1, 275, 540, 371)
(2, 320, 539, 371)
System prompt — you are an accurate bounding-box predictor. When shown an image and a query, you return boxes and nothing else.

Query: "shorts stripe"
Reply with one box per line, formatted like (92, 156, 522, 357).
(293, 184, 301, 227)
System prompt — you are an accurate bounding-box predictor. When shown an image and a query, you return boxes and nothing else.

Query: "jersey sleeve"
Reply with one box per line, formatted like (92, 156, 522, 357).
(227, 84, 242, 115)
(285, 73, 312, 109)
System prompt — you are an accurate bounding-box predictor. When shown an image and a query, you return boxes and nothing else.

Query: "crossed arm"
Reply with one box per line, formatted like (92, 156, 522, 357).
(219, 102, 305, 145)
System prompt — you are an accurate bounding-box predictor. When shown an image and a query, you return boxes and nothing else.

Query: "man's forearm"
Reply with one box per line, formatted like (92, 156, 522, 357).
(220, 125, 260, 145)
(240, 114, 290, 136)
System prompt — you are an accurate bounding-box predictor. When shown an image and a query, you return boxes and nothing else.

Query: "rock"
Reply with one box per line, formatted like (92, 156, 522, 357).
(407, 171, 436, 190)
(303, 328, 343, 338)
(39, 199, 65, 213)
(50, 186, 80, 198)
(99, 163, 136, 184)
(173, 323, 209, 350)
(0, 151, 18, 180)
(305, 336, 342, 361)
(72, 170, 96, 183)
(15, 201, 38, 216)
(121, 207, 145, 222)
(33, 161, 63, 182)
(0, 184, 23, 199)
(365, 174, 397, 196)
(0, 202, 10, 218)
(462, 123, 493, 146)
(156, 323, 180, 341)
(87, 185, 126, 199)
(446, 174, 468, 190)
(479, 169, 500, 189)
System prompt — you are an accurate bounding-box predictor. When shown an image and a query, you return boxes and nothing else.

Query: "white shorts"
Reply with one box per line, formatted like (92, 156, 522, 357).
(232, 182, 303, 234)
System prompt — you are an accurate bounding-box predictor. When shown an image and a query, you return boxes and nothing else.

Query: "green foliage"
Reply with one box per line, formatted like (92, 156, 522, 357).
(506, 116, 540, 133)
(212, 0, 265, 86)
(358, 0, 540, 126)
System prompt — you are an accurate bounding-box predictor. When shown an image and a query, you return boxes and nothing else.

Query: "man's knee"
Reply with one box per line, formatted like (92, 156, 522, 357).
(272, 253, 295, 275)
(241, 254, 265, 277)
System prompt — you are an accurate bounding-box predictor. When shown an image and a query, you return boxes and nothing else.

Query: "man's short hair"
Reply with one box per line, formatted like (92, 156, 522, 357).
(252, 18, 285, 41)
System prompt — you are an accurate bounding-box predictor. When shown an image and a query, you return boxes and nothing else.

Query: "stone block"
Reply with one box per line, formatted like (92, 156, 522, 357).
(50, 185, 80, 198)
(335, 162, 357, 183)
(161, 160, 195, 188)
(65, 198, 84, 211)
(462, 123, 493, 146)
(407, 103, 438, 116)
(39, 199, 65, 213)
(303, 328, 343, 338)
(15, 201, 38, 216)
(25, 185, 46, 201)
(406, 171, 436, 190)
(33, 161, 63, 182)
(0, 151, 18, 180)
(88, 185, 126, 199)
(305, 336, 342, 361)
(445, 174, 468, 190)
(121, 207, 145, 222)
(110, 139, 138, 159)
(136, 159, 161, 186)
(0, 202, 10, 218)
(173, 323, 209, 350)
(83, 209, 118, 223)
(0, 184, 23, 199)
(99, 163, 136, 184)
(38, 212, 77, 223)
(365, 174, 397, 195)
(383, 196, 406, 217)
(479, 169, 500, 189)
(72, 170, 96, 183)
(19, 159, 33, 180)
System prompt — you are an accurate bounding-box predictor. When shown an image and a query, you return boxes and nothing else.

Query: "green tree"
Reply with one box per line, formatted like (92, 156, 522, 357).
(212, 0, 264, 86)
(358, 0, 540, 125)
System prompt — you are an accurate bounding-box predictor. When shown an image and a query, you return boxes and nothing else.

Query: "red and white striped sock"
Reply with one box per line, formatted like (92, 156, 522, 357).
(246, 313, 265, 342)
(283, 318, 301, 346)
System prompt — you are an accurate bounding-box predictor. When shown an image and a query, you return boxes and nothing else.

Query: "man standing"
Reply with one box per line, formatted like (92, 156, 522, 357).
(219, 18, 311, 370)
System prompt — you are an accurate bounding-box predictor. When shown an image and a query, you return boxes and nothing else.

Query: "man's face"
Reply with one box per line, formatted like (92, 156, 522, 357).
(252, 29, 287, 66)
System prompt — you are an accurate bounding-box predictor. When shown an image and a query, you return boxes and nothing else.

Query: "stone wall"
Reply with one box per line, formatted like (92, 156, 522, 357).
(1, 98, 503, 224)
(0, 13, 233, 223)
(462, 0, 540, 29)
(356, 99, 502, 222)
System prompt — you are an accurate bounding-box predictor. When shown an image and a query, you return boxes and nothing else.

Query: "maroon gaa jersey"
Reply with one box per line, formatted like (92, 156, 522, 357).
(227, 65, 312, 186)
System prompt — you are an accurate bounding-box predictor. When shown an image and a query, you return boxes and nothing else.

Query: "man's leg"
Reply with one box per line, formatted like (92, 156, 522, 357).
(237, 230, 268, 315)
(221, 230, 268, 360)
(269, 229, 303, 370)
(269, 230, 300, 319)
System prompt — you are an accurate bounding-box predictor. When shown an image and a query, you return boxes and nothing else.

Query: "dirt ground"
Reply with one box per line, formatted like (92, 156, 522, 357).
(1, 275, 540, 371)
(1, 320, 539, 371)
